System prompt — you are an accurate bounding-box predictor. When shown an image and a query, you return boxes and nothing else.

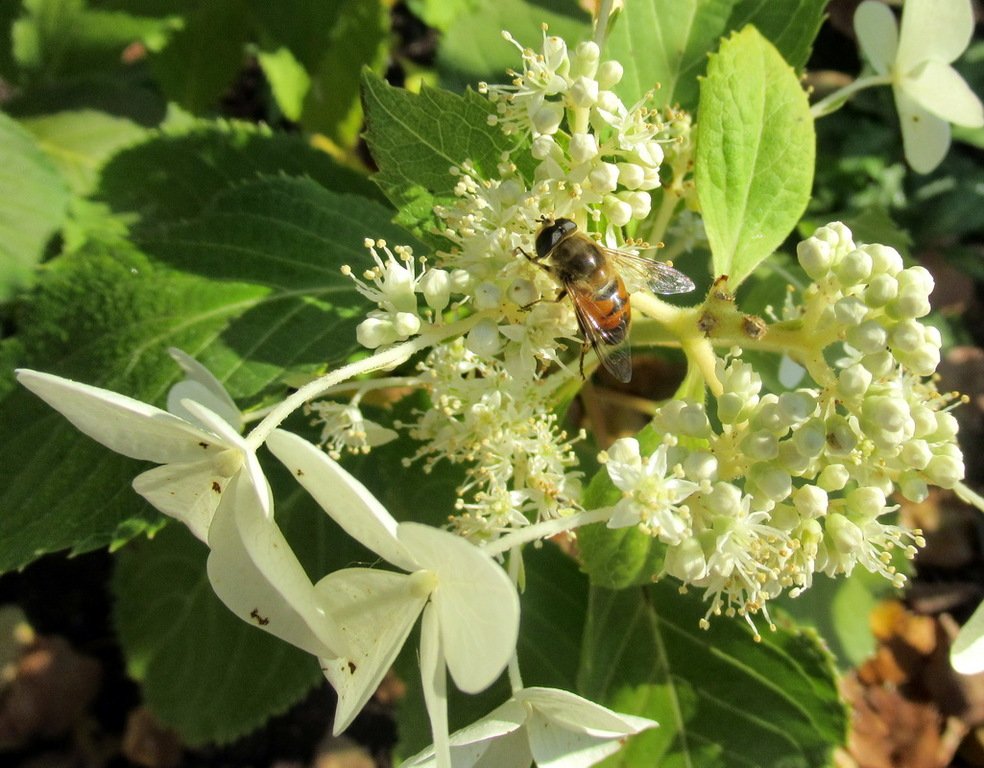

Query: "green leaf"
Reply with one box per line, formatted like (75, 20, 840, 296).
(12, 0, 178, 79)
(695, 26, 814, 288)
(361, 71, 516, 238)
(149, 0, 249, 113)
(98, 121, 383, 228)
(0, 177, 412, 574)
(606, 0, 734, 111)
(726, 0, 827, 71)
(406, 0, 479, 33)
(20, 109, 146, 194)
(301, 0, 388, 148)
(113, 524, 322, 745)
(0, 111, 70, 300)
(435, 0, 591, 93)
(257, 47, 310, 122)
(580, 583, 847, 767)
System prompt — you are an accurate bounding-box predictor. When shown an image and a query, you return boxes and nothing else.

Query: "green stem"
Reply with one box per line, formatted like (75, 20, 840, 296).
(643, 188, 681, 248)
(810, 73, 893, 119)
(592, 0, 615, 51)
(483, 507, 613, 557)
(245, 315, 481, 448)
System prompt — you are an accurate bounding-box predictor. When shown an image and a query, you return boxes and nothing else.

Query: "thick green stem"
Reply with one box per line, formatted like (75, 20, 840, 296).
(810, 73, 893, 119)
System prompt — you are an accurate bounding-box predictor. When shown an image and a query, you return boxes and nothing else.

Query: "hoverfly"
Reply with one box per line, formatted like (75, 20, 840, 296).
(523, 218, 695, 383)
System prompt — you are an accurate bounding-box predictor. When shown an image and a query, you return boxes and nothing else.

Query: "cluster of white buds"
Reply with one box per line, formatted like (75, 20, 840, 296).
(597, 222, 962, 635)
(479, 29, 670, 226)
(343, 239, 469, 349)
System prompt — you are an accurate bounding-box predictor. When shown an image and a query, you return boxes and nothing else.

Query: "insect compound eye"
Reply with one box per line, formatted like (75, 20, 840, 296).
(534, 218, 578, 259)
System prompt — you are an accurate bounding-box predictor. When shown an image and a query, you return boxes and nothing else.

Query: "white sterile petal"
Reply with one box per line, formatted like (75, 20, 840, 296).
(896, 0, 973, 69)
(399, 700, 532, 768)
(205, 472, 343, 660)
(854, 1, 897, 75)
(895, 87, 951, 174)
(419, 603, 451, 767)
(132, 460, 226, 542)
(180, 399, 247, 450)
(167, 348, 243, 432)
(517, 688, 657, 768)
(266, 429, 418, 572)
(397, 522, 520, 693)
(316, 568, 430, 734)
(951, 599, 984, 675)
(16, 369, 221, 463)
(516, 687, 657, 736)
(903, 61, 984, 127)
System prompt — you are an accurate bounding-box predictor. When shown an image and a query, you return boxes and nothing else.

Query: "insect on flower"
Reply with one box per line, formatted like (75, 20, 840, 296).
(523, 218, 695, 383)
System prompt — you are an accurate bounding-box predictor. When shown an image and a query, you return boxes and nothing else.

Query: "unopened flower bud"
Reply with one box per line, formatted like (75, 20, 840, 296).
(793, 485, 828, 518)
(846, 486, 886, 517)
(926, 450, 963, 489)
(838, 363, 872, 398)
(569, 76, 599, 107)
(862, 350, 895, 377)
(588, 162, 619, 193)
(837, 249, 873, 285)
(393, 311, 421, 337)
(507, 278, 538, 307)
(683, 451, 718, 482)
(573, 41, 600, 78)
(865, 273, 898, 307)
(419, 269, 451, 311)
(570, 132, 599, 164)
(357, 317, 397, 349)
(531, 134, 556, 159)
(863, 243, 903, 276)
(532, 101, 564, 135)
(826, 512, 863, 553)
(749, 464, 791, 501)
(846, 320, 887, 354)
(603, 196, 632, 227)
(616, 162, 644, 189)
(620, 190, 651, 219)
(597, 60, 624, 89)
(901, 439, 932, 470)
(818, 464, 850, 491)
(834, 296, 868, 326)
(466, 318, 502, 357)
(474, 282, 501, 310)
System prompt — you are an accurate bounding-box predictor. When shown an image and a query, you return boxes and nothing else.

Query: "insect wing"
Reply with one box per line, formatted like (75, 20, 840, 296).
(569, 288, 632, 383)
(606, 248, 695, 295)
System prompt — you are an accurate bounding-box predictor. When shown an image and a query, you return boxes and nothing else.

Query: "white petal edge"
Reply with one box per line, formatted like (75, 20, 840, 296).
(167, 348, 243, 432)
(516, 687, 658, 736)
(132, 460, 224, 542)
(266, 429, 418, 571)
(419, 603, 452, 768)
(894, 86, 951, 174)
(902, 61, 984, 127)
(951, 599, 984, 675)
(897, 0, 973, 70)
(316, 568, 428, 734)
(206, 472, 344, 659)
(853, 1, 897, 75)
(399, 705, 531, 768)
(398, 522, 520, 694)
(16, 369, 218, 463)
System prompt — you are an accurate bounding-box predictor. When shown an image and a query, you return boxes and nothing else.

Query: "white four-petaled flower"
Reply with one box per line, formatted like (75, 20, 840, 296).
(855, 0, 984, 173)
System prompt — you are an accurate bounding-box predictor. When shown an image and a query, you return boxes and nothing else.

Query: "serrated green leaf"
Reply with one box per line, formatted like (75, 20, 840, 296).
(607, 0, 734, 111)
(98, 121, 383, 228)
(0, 177, 413, 573)
(580, 583, 847, 768)
(435, 0, 591, 93)
(695, 26, 814, 288)
(20, 109, 146, 194)
(113, 524, 322, 745)
(361, 71, 516, 238)
(0, 111, 70, 300)
(727, 0, 827, 71)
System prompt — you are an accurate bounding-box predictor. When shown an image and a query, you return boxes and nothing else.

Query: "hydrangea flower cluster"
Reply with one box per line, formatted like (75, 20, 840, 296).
(599, 222, 961, 632)
(13, 19, 975, 768)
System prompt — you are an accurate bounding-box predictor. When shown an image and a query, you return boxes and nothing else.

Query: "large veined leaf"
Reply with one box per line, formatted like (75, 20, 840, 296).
(695, 26, 814, 288)
(0, 177, 416, 573)
(579, 583, 847, 767)
(606, 0, 733, 111)
(0, 111, 70, 300)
